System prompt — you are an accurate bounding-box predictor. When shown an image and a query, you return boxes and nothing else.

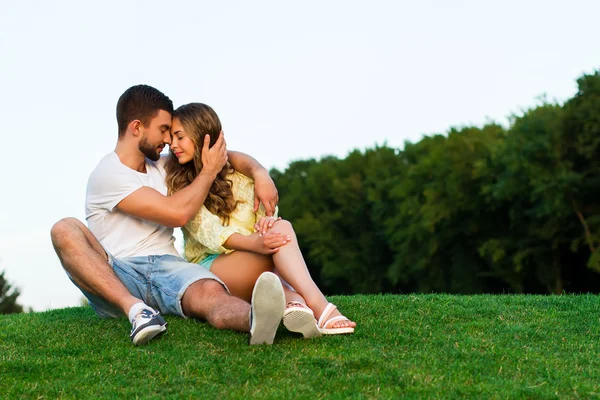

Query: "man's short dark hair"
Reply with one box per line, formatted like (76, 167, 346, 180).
(116, 85, 174, 137)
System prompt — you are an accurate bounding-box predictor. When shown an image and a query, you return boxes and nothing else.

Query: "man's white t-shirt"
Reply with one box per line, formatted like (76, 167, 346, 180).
(85, 152, 179, 258)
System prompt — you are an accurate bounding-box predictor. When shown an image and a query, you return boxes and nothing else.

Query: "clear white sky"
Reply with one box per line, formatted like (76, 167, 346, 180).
(0, 0, 598, 311)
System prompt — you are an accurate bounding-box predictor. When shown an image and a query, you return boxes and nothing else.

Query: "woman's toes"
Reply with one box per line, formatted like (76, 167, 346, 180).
(336, 319, 356, 328)
(333, 319, 350, 328)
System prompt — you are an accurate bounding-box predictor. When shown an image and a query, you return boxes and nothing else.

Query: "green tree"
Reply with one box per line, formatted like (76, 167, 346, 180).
(561, 71, 600, 271)
(272, 147, 400, 294)
(0, 270, 24, 314)
(480, 72, 600, 293)
(386, 124, 505, 293)
(271, 70, 600, 295)
(479, 103, 570, 293)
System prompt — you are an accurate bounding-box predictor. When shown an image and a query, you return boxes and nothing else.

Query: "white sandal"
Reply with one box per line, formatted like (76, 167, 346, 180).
(317, 303, 355, 335)
(283, 301, 321, 339)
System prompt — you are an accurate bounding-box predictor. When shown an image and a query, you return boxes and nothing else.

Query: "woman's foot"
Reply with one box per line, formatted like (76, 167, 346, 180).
(316, 303, 356, 334)
(286, 301, 309, 311)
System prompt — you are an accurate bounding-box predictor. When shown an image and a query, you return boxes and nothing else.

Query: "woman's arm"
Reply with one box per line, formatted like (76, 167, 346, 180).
(186, 206, 246, 255)
(186, 205, 289, 256)
(224, 232, 290, 255)
(227, 150, 263, 179)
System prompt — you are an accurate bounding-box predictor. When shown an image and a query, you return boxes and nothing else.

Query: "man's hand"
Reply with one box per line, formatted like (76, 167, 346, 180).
(201, 132, 227, 177)
(251, 232, 290, 255)
(253, 170, 279, 216)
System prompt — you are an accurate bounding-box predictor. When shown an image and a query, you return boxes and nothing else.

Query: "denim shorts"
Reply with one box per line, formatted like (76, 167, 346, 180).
(75, 253, 228, 319)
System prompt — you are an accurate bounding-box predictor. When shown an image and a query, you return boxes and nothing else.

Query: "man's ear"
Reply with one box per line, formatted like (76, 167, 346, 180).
(130, 120, 143, 137)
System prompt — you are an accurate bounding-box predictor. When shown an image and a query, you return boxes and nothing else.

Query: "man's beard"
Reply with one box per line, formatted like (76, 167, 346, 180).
(139, 137, 162, 161)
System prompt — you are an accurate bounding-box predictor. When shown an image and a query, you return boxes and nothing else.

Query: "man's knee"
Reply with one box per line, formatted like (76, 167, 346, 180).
(50, 218, 83, 249)
(183, 279, 228, 315)
(182, 279, 230, 329)
(203, 279, 228, 295)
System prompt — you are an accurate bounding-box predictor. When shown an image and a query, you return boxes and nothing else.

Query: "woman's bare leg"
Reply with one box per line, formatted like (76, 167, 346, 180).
(276, 273, 306, 305)
(268, 220, 356, 329)
(210, 251, 306, 305)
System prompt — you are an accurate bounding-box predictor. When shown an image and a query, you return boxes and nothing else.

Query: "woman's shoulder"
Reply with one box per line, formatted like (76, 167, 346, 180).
(228, 170, 255, 202)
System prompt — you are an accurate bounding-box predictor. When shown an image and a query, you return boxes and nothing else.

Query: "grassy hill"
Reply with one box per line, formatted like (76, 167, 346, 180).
(1, 294, 599, 399)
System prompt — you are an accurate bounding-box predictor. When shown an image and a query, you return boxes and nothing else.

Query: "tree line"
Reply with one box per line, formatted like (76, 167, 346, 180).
(272, 71, 600, 295)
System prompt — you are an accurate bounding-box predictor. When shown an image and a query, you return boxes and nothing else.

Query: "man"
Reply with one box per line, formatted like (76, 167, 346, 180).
(51, 84, 285, 345)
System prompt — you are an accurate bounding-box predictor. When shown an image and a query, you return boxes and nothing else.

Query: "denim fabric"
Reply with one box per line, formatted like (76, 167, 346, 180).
(75, 254, 227, 318)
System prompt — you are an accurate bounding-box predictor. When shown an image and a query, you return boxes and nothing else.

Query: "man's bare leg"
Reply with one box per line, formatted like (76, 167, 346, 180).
(51, 218, 165, 345)
(51, 218, 141, 314)
(181, 273, 285, 344)
(182, 279, 250, 331)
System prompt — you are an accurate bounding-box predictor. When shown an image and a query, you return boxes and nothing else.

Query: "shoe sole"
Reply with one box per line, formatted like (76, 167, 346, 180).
(249, 272, 285, 345)
(319, 326, 355, 335)
(283, 308, 321, 339)
(132, 324, 167, 346)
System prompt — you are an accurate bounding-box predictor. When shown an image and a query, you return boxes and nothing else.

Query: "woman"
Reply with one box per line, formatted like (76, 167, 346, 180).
(165, 103, 356, 337)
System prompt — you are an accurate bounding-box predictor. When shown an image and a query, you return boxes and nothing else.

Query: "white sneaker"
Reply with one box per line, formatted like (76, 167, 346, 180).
(249, 272, 285, 345)
(130, 308, 167, 345)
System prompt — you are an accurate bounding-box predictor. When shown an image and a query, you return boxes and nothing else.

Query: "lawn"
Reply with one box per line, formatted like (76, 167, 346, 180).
(1, 294, 599, 399)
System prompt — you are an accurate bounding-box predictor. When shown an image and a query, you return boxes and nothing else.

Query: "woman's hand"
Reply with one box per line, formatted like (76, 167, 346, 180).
(254, 216, 282, 236)
(251, 232, 290, 255)
(253, 170, 279, 216)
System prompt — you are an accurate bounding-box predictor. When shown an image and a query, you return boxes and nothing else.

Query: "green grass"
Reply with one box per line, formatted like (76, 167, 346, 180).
(1, 294, 600, 399)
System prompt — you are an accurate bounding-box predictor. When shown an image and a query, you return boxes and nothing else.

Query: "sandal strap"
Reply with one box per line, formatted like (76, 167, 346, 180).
(318, 303, 337, 328)
(320, 315, 348, 329)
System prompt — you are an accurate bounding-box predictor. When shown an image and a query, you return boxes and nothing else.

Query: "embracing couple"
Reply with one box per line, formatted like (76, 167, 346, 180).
(51, 85, 356, 345)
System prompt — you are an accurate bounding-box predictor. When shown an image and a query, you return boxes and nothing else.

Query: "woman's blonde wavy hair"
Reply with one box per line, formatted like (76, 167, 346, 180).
(165, 103, 239, 225)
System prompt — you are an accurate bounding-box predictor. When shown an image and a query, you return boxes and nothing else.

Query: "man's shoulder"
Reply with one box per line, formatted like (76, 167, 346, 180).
(88, 152, 131, 188)
(91, 152, 120, 174)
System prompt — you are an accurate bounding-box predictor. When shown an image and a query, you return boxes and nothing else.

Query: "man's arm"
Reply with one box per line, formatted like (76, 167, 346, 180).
(117, 134, 227, 228)
(228, 151, 279, 216)
(228, 150, 264, 180)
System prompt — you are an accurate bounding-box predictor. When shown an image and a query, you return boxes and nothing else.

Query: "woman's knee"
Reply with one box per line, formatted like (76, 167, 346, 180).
(272, 219, 294, 234)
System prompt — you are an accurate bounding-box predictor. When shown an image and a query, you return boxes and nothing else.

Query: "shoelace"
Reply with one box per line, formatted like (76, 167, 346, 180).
(132, 309, 156, 327)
